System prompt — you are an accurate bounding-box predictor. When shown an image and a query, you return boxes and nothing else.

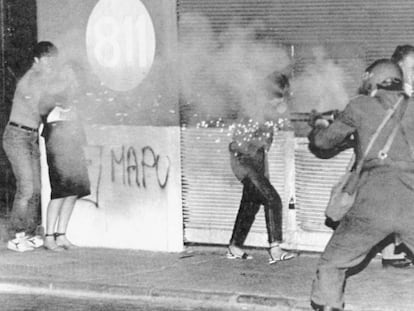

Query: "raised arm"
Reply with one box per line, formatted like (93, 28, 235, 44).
(308, 99, 360, 158)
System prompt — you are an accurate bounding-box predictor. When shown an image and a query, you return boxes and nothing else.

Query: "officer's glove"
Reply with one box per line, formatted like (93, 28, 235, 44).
(308, 109, 329, 129)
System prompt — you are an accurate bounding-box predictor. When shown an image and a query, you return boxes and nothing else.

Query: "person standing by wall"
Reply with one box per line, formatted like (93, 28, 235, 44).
(41, 64, 90, 251)
(309, 59, 414, 311)
(3, 41, 60, 252)
(227, 72, 297, 264)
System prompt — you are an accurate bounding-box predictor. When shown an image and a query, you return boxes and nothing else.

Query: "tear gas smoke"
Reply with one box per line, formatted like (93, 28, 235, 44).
(291, 47, 361, 113)
(178, 14, 363, 127)
(178, 12, 291, 124)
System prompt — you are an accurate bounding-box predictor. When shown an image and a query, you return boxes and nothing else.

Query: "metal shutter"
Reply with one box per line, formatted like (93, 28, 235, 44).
(295, 138, 353, 232)
(178, 0, 414, 59)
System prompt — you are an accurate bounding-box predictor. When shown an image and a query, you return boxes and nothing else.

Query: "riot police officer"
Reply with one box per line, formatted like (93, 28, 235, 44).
(309, 59, 414, 311)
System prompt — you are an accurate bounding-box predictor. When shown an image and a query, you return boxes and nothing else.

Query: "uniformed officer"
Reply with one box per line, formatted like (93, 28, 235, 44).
(309, 59, 414, 311)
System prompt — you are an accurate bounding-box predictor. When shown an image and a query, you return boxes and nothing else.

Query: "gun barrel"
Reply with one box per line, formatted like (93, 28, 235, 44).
(289, 110, 338, 122)
(290, 118, 310, 122)
(289, 112, 311, 122)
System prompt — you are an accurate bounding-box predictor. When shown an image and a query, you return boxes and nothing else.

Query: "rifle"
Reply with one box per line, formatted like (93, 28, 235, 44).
(290, 110, 339, 123)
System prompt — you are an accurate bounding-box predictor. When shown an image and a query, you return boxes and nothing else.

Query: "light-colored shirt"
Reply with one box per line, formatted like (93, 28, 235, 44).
(9, 63, 78, 128)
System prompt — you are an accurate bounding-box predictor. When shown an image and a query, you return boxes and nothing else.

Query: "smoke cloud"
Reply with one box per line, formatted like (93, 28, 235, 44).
(291, 47, 364, 113)
(178, 14, 365, 125)
(178, 13, 291, 124)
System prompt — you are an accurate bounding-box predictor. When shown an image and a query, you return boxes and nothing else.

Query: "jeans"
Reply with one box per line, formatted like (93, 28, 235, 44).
(2, 124, 41, 236)
(229, 163, 283, 247)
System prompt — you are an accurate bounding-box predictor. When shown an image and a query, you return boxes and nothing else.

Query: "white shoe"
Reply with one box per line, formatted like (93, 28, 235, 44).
(7, 236, 35, 252)
(26, 235, 44, 248)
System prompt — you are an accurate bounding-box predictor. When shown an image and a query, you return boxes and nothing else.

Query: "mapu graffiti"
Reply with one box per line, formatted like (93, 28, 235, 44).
(111, 145, 170, 188)
(80, 144, 171, 208)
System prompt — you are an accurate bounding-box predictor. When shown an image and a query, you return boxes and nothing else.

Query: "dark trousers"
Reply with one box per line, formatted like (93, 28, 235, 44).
(311, 169, 414, 309)
(229, 166, 283, 247)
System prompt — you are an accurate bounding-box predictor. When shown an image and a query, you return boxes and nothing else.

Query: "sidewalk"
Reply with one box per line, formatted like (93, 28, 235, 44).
(0, 244, 413, 311)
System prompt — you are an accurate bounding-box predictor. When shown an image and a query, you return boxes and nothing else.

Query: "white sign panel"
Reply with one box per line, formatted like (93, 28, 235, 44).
(86, 0, 156, 91)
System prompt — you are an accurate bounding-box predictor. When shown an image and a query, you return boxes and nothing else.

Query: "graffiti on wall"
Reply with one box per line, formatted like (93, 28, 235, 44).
(79, 144, 171, 208)
(111, 145, 170, 188)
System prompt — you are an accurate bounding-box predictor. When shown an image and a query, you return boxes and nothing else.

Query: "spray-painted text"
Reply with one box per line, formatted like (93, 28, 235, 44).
(111, 145, 170, 189)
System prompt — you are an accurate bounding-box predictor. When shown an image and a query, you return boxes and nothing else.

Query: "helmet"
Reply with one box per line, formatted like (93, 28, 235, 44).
(360, 59, 403, 95)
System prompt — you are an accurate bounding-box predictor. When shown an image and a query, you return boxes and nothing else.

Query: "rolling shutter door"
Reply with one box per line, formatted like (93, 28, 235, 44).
(295, 138, 353, 232)
(178, 0, 414, 62)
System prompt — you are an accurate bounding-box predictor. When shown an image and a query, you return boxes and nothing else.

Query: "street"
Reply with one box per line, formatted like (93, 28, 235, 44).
(0, 292, 267, 311)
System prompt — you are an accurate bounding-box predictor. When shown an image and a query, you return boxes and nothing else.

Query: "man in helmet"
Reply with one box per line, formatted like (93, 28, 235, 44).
(308, 59, 414, 311)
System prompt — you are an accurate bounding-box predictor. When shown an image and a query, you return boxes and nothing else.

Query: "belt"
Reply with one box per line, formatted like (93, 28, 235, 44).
(8, 122, 38, 132)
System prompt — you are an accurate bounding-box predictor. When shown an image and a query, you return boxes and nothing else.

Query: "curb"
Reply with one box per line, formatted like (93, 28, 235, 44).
(0, 278, 309, 310)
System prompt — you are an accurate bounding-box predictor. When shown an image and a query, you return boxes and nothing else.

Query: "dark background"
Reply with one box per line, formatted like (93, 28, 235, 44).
(0, 0, 37, 217)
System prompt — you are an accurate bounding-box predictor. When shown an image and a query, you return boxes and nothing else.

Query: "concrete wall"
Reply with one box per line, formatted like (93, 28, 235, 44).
(41, 125, 183, 252)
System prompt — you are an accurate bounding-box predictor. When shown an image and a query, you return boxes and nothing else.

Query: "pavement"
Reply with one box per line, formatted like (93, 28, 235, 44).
(0, 244, 413, 311)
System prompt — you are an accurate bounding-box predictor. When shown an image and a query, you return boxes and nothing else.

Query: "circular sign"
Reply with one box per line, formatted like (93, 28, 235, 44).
(86, 0, 156, 91)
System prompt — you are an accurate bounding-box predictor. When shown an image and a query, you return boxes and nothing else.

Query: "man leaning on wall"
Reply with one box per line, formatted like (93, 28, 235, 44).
(3, 41, 60, 252)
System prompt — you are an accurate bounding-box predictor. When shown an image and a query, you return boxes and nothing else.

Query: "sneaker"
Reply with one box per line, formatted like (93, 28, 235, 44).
(26, 235, 44, 248)
(7, 236, 35, 252)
